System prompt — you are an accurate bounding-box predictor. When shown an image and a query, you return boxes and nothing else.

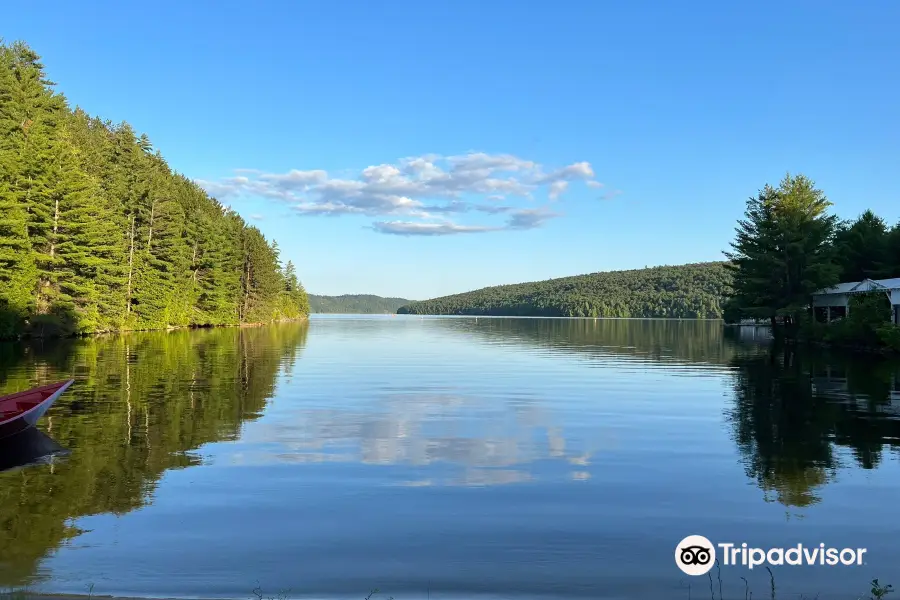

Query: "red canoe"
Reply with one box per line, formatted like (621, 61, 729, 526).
(0, 379, 74, 440)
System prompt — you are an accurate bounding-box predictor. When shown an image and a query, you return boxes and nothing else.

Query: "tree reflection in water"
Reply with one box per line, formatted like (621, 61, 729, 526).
(727, 346, 900, 513)
(0, 323, 309, 587)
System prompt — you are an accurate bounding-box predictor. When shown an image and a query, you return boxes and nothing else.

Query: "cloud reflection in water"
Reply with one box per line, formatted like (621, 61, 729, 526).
(233, 390, 603, 486)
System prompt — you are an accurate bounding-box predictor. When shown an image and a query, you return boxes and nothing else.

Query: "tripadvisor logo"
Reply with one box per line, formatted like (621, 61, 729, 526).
(676, 535, 716, 576)
(675, 535, 868, 576)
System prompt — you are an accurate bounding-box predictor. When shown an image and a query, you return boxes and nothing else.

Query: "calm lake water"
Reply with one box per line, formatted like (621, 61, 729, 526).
(1, 316, 899, 600)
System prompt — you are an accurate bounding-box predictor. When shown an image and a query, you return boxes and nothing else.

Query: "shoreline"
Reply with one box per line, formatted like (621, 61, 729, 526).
(4, 595, 236, 600)
(0, 316, 309, 343)
(725, 323, 900, 356)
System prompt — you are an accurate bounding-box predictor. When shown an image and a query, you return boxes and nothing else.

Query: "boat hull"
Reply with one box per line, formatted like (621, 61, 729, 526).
(0, 379, 74, 441)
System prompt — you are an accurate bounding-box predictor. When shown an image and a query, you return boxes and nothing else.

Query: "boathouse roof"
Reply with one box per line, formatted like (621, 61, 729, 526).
(813, 277, 900, 296)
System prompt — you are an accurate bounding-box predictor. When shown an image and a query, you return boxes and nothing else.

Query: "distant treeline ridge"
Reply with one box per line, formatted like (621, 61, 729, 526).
(397, 262, 732, 318)
(309, 294, 410, 314)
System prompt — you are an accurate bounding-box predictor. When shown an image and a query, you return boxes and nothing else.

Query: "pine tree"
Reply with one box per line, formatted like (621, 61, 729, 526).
(54, 127, 127, 331)
(883, 223, 900, 279)
(0, 40, 309, 338)
(130, 154, 189, 328)
(194, 205, 243, 325)
(834, 210, 889, 282)
(283, 260, 299, 292)
(725, 174, 839, 333)
(240, 227, 285, 323)
(0, 44, 38, 334)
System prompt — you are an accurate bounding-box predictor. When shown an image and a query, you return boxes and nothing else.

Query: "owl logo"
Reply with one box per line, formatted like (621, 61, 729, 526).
(675, 535, 716, 576)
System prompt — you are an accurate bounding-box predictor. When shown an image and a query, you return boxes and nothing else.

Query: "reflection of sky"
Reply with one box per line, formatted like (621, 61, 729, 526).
(233, 390, 598, 486)
(225, 318, 732, 487)
(32, 318, 900, 600)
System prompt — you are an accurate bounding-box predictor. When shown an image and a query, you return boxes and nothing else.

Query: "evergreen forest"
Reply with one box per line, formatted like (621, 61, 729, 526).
(0, 41, 308, 339)
(309, 294, 410, 314)
(397, 262, 733, 318)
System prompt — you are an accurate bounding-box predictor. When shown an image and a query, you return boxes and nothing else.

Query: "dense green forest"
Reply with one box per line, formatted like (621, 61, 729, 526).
(724, 174, 900, 350)
(397, 262, 732, 318)
(309, 294, 410, 314)
(0, 41, 308, 339)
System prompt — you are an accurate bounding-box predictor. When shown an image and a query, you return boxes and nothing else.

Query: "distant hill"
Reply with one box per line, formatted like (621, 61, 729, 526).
(308, 294, 411, 314)
(396, 262, 732, 318)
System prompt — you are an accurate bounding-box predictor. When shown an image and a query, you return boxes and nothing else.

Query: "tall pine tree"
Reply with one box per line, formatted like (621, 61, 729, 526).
(725, 174, 839, 334)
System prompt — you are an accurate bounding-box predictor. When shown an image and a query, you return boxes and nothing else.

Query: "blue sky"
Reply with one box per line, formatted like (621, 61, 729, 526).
(5, 1, 899, 300)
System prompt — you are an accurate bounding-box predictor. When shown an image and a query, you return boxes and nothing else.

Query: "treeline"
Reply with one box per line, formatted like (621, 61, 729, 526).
(397, 262, 732, 318)
(724, 173, 900, 350)
(309, 294, 410, 314)
(0, 41, 308, 339)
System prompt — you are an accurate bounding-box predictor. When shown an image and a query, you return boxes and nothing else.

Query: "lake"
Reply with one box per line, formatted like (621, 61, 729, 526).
(1, 316, 899, 600)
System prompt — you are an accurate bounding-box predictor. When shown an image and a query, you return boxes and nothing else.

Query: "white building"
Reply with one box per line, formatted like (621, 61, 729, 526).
(811, 277, 900, 324)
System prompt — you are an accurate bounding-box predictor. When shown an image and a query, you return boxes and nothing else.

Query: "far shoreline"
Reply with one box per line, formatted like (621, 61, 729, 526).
(4, 594, 237, 600)
(0, 317, 310, 344)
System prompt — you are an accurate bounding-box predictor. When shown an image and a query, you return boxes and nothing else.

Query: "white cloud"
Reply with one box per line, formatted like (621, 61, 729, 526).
(193, 179, 240, 199)
(599, 189, 623, 200)
(474, 204, 515, 214)
(586, 180, 605, 189)
(370, 207, 560, 236)
(370, 221, 499, 236)
(506, 208, 561, 230)
(260, 169, 328, 189)
(360, 164, 403, 182)
(195, 152, 613, 236)
(548, 181, 568, 201)
(534, 161, 595, 184)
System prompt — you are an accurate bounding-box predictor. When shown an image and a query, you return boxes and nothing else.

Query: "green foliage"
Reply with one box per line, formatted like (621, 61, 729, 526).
(846, 293, 893, 345)
(834, 210, 890, 281)
(723, 174, 900, 350)
(799, 294, 895, 351)
(310, 294, 411, 314)
(870, 579, 895, 599)
(724, 174, 839, 328)
(876, 325, 900, 352)
(884, 225, 900, 278)
(398, 263, 732, 318)
(0, 41, 308, 338)
(721, 296, 744, 325)
(804, 294, 894, 348)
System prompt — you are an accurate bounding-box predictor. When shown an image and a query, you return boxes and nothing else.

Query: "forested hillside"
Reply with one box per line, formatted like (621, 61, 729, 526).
(0, 41, 309, 338)
(397, 263, 732, 318)
(309, 294, 410, 314)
